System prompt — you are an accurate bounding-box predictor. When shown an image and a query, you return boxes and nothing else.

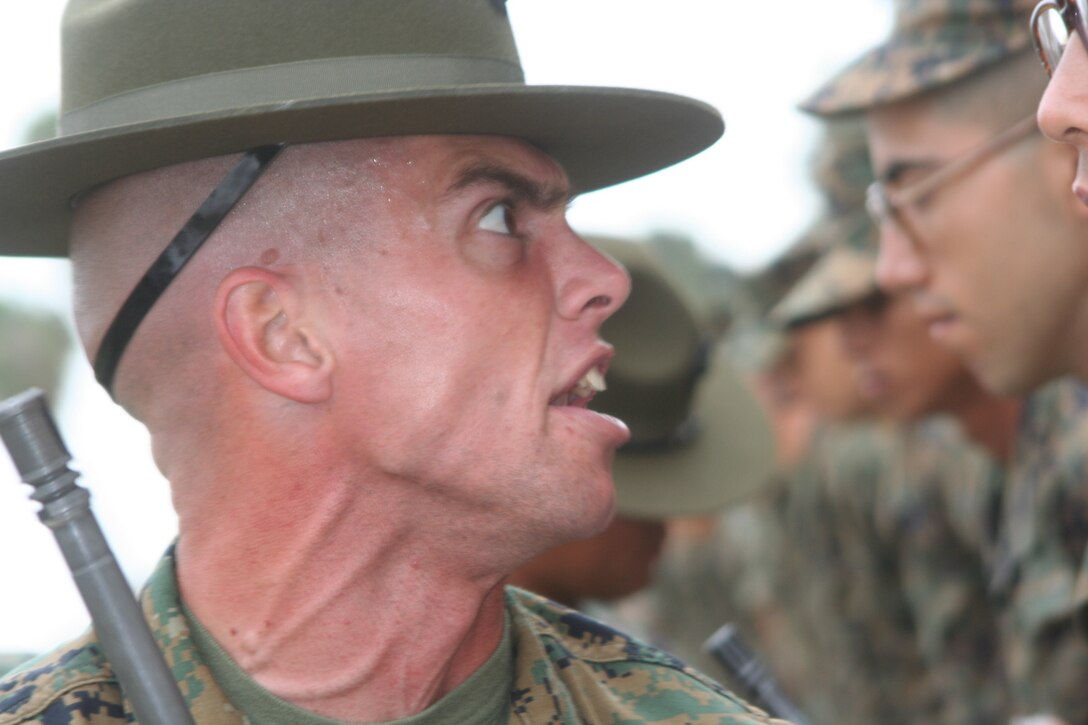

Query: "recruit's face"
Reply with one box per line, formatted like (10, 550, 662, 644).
(1039, 34, 1088, 208)
(790, 319, 871, 422)
(869, 99, 1088, 394)
(836, 293, 976, 421)
(318, 135, 631, 550)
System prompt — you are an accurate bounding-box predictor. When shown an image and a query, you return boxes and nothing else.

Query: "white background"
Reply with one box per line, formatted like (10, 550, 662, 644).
(0, 1, 892, 653)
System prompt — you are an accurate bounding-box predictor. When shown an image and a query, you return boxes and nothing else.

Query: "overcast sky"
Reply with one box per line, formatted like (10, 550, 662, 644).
(0, 1, 892, 653)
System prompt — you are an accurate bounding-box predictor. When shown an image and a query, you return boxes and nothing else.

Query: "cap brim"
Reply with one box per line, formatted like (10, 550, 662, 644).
(0, 84, 723, 257)
(613, 350, 776, 519)
(771, 247, 878, 329)
(801, 28, 1033, 116)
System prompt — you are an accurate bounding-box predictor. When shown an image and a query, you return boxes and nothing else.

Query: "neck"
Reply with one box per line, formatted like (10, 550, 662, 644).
(170, 445, 509, 721)
(949, 389, 1022, 464)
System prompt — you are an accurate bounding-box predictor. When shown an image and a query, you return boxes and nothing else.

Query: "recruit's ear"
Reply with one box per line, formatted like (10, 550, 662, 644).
(214, 267, 334, 402)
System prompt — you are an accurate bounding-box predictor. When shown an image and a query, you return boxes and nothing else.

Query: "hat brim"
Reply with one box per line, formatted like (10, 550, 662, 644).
(613, 350, 776, 519)
(0, 84, 723, 257)
(771, 247, 878, 329)
(801, 29, 1033, 116)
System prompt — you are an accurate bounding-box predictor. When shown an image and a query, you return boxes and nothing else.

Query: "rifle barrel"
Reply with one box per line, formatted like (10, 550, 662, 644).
(0, 389, 194, 725)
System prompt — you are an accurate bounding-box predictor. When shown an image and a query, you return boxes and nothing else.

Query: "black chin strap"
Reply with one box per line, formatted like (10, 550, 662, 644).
(93, 144, 286, 396)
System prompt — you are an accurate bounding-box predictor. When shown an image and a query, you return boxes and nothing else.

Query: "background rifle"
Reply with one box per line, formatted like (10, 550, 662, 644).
(0, 389, 194, 725)
(704, 623, 813, 725)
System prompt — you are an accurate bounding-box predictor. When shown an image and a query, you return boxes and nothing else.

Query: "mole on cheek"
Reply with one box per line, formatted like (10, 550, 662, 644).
(260, 248, 281, 265)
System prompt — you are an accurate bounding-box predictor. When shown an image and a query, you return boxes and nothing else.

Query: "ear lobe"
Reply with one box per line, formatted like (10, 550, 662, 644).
(215, 267, 334, 403)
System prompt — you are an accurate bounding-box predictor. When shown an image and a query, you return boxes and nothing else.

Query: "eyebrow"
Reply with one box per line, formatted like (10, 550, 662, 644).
(446, 162, 574, 210)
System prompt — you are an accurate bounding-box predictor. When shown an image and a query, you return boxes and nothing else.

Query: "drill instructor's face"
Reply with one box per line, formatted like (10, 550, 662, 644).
(869, 101, 1088, 394)
(317, 136, 631, 550)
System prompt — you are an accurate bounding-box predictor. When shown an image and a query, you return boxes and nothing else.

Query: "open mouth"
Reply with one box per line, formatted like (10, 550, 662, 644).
(549, 367, 606, 408)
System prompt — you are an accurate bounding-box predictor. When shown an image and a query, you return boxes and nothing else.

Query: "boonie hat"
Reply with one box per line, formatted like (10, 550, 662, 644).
(590, 237, 776, 519)
(803, 0, 1038, 115)
(0, 0, 723, 258)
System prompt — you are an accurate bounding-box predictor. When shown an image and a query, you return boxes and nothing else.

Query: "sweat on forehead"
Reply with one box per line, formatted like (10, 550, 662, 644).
(70, 138, 410, 267)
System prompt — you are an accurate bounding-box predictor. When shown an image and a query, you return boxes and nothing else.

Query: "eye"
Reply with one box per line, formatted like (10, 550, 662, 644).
(479, 202, 514, 235)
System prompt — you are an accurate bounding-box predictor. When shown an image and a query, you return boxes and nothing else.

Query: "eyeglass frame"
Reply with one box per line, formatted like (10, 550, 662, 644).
(865, 114, 1040, 247)
(1032, 0, 1088, 77)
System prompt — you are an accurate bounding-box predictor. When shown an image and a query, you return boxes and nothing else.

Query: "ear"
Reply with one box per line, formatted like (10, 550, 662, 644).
(214, 267, 334, 403)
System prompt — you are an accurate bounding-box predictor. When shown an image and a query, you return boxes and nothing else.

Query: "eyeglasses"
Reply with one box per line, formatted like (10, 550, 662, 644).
(866, 115, 1039, 246)
(1032, 0, 1088, 77)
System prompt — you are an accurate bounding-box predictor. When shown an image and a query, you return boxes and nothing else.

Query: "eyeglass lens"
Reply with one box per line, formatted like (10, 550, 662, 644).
(1035, 0, 1088, 75)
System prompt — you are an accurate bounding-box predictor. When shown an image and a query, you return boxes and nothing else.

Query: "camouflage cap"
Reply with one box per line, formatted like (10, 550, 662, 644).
(724, 240, 823, 374)
(771, 243, 878, 329)
(810, 117, 872, 214)
(802, 0, 1037, 116)
(770, 118, 880, 327)
(589, 236, 776, 518)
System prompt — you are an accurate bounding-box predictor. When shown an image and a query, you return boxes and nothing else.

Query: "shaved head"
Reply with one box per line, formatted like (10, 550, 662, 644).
(69, 138, 401, 420)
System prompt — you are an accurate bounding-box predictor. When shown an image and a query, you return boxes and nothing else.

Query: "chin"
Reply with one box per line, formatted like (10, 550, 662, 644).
(571, 484, 617, 539)
(529, 478, 615, 549)
(973, 357, 1043, 397)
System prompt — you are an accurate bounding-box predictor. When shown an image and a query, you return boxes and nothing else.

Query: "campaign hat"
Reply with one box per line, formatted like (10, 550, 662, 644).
(591, 237, 775, 518)
(0, 0, 723, 257)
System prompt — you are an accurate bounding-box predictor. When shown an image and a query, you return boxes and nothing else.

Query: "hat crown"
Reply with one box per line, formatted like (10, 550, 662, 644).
(595, 258, 707, 446)
(2, 1, 724, 259)
(803, 0, 1037, 115)
(61, 0, 522, 122)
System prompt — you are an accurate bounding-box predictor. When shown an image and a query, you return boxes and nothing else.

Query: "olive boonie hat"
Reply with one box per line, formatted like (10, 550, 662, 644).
(590, 237, 775, 519)
(802, 0, 1037, 115)
(0, 0, 723, 258)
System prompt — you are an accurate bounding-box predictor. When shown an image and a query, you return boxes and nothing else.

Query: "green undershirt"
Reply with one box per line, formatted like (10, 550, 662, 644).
(182, 600, 512, 725)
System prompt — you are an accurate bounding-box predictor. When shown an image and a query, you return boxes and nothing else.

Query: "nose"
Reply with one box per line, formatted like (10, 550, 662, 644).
(1038, 34, 1088, 148)
(875, 222, 928, 295)
(556, 235, 631, 323)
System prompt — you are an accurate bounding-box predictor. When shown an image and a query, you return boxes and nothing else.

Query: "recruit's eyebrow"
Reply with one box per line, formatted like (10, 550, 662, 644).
(446, 163, 574, 210)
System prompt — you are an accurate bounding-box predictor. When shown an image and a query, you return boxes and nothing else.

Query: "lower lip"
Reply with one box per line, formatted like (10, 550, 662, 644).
(856, 370, 887, 399)
(1075, 184, 1088, 209)
(928, 316, 958, 341)
(551, 405, 630, 445)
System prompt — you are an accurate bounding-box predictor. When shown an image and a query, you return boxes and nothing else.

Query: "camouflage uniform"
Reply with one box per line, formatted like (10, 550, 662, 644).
(0, 546, 786, 724)
(647, 424, 921, 725)
(770, 110, 1007, 721)
(844, 419, 1008, 724)
(644, 370, 1006, 724)
(767, 420, 1005, 724)
(805, 1, 1088, 719)
(991, 379, 1088, 721)
(0, 661, 30, 683)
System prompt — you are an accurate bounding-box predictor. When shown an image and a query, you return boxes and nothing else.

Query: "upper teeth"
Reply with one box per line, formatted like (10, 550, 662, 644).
(572, 368, 606, 399)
